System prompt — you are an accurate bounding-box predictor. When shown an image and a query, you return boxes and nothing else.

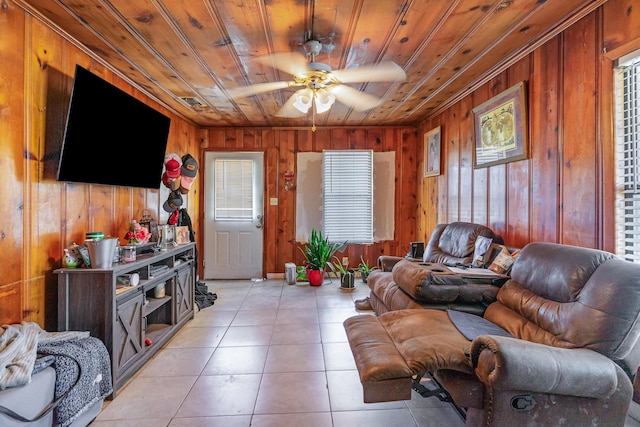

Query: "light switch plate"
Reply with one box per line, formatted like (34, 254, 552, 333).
(270, 197, 278, 206)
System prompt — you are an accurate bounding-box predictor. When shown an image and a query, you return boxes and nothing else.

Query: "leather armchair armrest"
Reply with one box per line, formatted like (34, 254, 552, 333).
(470, 335, 619, 399)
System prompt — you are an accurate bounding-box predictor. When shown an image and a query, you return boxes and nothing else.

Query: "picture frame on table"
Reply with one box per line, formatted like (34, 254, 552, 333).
(423, 126, 441, 177)
(175, 226, 190, 245)
(472, 81, 528, 169)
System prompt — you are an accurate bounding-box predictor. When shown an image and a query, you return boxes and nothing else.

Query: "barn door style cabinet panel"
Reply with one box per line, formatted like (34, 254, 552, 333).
(56, 243, 196, 396)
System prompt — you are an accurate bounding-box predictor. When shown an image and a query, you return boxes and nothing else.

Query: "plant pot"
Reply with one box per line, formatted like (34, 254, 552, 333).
(306, 267, 325, 286)
(340, 270, 355, 289)
(361, 271, 369, 283)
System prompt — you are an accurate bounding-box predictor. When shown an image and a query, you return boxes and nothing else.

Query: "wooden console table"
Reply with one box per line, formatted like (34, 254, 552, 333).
(55, 243, 196, 397)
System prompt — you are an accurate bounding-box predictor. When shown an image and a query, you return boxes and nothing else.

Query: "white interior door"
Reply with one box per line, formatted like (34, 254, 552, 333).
(204, 152, 264, 279)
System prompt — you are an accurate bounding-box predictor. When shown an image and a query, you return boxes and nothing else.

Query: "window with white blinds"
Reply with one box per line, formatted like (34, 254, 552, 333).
(322, 150, 373, 243)
(214, 159, 254, 220)
(615, 52, 640, 264)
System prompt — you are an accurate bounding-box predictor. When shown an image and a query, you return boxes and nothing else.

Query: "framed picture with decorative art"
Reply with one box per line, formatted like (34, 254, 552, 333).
(472, 82, 528, 168)
(423, 126, 441, 177)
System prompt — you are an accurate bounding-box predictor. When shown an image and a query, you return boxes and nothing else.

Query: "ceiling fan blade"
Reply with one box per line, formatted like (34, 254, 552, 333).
(331, 61, 406, 83)
(256, 52, 309, 76)
(227, 81, 297, 99)
(330, 85, 384, 111)
(274, 92, 308, 118)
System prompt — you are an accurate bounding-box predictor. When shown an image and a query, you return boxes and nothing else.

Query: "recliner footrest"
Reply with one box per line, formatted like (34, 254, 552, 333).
(344, 309, 474, 403)
(343, 315, 413, 402)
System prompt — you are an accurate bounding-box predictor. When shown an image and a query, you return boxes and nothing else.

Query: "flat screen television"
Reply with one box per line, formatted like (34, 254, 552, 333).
(57, 65, 171, 189)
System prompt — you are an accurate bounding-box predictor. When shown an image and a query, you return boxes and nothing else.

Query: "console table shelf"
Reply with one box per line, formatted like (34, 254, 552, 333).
(55, 243, 196, 397)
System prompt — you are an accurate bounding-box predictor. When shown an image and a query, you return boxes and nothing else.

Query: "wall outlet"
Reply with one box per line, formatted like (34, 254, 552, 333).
(342, 257, 349, 265)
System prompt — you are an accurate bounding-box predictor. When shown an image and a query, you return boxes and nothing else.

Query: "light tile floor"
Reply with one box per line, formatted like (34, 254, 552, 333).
(92, 278, 640, 427)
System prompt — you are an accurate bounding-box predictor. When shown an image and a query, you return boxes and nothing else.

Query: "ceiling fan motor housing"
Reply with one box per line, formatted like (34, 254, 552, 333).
(304, 40, 323, 58)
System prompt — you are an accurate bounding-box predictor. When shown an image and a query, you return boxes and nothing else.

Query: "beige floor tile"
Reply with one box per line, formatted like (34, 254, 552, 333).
(218, 325, 274, 347)
(138, 347, 215, 377)
(254, 371, 330, 414)
(326, 370, 407, 412)
(240, 295, 281, 311)
(318, 307, 361, 323)
(96, 376, 197, 421)
(322, 342, 357, 371)
(201, 346, 268, 375)
(165, 326, 226, 348)
(231, 309, 278, 326)
(274, 307, 320, 324)
(250, 412, 333, 427)
(92, 418, 172, 427)
(168, 415, 252, 426)
(332, 408, 419, 427)
(175, 374, 262, 417)
(264, 343, 325, 372)
(319, 322, 349, 343)
(187, 308, 236, 327)
(270, 322, 321, 345)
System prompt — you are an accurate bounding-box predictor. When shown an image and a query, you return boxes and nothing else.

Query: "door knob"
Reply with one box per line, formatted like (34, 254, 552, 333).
(256, 214, 263, 229)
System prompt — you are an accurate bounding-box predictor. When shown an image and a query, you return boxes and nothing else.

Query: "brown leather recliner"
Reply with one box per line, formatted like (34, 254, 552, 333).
(362, 222, 504, 315)
(377, 222, 502, 272)
(344, 242, 640, 426)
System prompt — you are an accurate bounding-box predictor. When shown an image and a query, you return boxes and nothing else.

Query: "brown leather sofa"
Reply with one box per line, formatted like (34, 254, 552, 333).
(361, 222, 504, 315)
(344, 242, 640, 426)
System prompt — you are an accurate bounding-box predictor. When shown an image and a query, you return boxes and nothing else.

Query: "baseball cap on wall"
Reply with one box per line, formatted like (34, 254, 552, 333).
(162, 189, 183, 213)
(164, 153, 182, 179)
(179, 175, 194, 194)
(181, 154, 198, 178)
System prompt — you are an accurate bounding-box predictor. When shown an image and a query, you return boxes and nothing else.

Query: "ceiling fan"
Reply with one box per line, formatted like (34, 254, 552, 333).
(228, 40, 407, 120)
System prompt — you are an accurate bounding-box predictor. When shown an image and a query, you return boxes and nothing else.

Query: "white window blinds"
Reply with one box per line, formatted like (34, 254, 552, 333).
(214, 159, 254, 220)
(615, 53, 640, 263)
(322, 150, 373, 243)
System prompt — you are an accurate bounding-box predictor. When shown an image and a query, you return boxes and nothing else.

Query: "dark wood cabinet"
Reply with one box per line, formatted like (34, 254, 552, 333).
(56, 243, 196, 397)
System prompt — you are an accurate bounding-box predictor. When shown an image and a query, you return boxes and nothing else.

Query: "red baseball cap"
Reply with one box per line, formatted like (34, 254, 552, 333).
(164, 153, 182, 179)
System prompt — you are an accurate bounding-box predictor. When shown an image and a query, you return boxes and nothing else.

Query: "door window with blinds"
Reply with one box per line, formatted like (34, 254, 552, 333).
(615, 51, 640, 264)
(322, 150, 373, 243)
(214, 159, 254, 220)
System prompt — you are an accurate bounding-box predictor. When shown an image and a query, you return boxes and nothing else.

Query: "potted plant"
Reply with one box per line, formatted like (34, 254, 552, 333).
(298, 229, 345, 286)
(333, 258, 355, 289)
(358, 256, 377, 284)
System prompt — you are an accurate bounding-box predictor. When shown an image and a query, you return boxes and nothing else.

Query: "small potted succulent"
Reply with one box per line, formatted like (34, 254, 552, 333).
(333, 258, 355, 289)
(358, 256, 377, 284)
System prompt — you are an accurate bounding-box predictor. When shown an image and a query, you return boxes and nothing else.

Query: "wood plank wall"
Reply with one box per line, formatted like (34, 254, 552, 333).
(0, 5, 200, 327)
(417, 0, 640, 253)
(2, 0, 640, 328)
(199, 127, 418, 277)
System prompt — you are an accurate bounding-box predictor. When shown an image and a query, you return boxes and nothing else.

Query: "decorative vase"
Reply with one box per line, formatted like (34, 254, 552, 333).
(306, 267, 325, 286)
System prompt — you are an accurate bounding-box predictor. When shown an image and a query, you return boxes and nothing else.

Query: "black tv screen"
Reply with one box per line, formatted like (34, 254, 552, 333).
(57, 65, 171, 189)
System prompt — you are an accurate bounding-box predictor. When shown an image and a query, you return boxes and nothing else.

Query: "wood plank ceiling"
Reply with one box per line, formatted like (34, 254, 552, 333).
(14, 0, 606, 128)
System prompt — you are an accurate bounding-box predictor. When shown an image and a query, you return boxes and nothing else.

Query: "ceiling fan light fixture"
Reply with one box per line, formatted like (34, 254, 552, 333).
(292, 88, 313, 113)
(314, 89, 335, 114)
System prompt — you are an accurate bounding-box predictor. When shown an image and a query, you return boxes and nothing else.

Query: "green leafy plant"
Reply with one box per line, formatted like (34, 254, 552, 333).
(332, 256, 350, 276)
(358, 256, 377, 283)
(298, 228, 346, 272)
(358, 256, 375, 274)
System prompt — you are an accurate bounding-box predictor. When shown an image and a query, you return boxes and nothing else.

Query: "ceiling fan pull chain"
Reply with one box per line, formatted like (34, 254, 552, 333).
(312, 96, 317, 132)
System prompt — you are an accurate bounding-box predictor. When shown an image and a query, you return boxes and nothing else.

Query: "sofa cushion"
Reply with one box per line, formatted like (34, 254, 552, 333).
(447, 309, 512, 341)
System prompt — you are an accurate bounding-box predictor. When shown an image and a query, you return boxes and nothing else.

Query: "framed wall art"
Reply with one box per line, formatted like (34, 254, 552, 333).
(423, 126, 441, 177)
(472, 82, 528, 168)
